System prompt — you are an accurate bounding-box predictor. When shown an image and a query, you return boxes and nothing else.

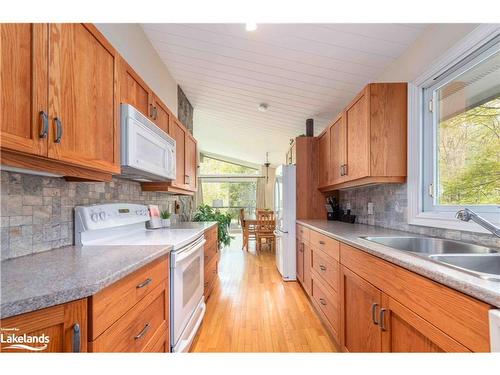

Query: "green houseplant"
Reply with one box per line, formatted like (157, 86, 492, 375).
(160, 210, 171, 227)
(193, 204, 233, 248)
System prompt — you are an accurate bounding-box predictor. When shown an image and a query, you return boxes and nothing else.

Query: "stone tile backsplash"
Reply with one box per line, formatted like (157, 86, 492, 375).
(338, 184, 500, 248)
(0, 171, 193, 260)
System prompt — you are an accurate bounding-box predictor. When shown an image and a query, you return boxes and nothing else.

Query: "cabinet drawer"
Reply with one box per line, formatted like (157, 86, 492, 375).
(311, 247, 340, 292)
(296, 224, 310, 242)
(309, 230, 339, 261)
(90, 256, 168, 340)
(311, 273, 339, 339)
(90, 282, 168, 352)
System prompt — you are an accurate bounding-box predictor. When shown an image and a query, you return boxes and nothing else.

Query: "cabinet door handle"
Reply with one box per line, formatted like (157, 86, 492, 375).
(319, 265, 327, 271)
(72, 323, 81, 352)
(379, 308, 387, 331)
(319, 298, 327, 306)
(136, 277, 152, 289)
(185, 174, 190, 185)
(340, 165, 344, 176)
(343, 164, 348, 176)
(371, 303, 379, 325)
(54, 117, 63, 143)
(149, 103, 154, 118)
(39, 111, 49, 138)
(134, 323, 151, 340)
(154, 107, 158, 120)
(319, 240, 325, 245)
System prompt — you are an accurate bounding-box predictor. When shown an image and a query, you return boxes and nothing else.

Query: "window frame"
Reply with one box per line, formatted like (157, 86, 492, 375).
(408, 25, 500, 234)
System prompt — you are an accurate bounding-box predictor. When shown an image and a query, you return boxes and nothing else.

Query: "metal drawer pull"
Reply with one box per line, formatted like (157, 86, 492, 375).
(319, 298, 327, 306)
(380, 308, 387, 331)
(149, 103, 154, 118)
(371, 303, 379, 325)
(136, 277, 152, 289)
(72, 323, 81, 352)
(54, 117, 63, 143)
(39, 111, 49, 138)
(319, 265, 327, 271)
(319, 240, 325, 245)
(134, 323, 151, 340)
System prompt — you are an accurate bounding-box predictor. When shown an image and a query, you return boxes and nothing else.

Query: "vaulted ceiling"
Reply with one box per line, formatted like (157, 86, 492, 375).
(142, 23, 427, 165)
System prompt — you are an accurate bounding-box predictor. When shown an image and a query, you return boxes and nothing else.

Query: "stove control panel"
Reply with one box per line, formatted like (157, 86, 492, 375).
(75, 203, 150, 232)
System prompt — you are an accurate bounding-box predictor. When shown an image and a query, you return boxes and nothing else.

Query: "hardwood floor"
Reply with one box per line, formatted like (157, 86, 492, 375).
(191, 234, 337, 352)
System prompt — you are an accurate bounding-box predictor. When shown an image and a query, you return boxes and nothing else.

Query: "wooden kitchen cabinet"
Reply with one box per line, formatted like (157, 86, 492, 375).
(340, 243, 490, 352)
(47, 23, 119, 174)
(317, 129, 330, 187)
(318, 83, 407, 191)
(296, 240, 304, 284)
(1, 23, 120, 181)
(185, 132, 197, 191)
(0, 23, 48, 157)
(152, 94, 172, 134)
(89, 256, 170, 352)
(119, 57, 153, 119)
(340, 266, 382, 352)
(328, 114, 346, 186)
(204, 225, 219, 300)
(0, 299, 88, 353)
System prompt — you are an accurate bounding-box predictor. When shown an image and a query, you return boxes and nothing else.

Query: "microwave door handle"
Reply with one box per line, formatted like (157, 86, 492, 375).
(173, 239, 206, 264)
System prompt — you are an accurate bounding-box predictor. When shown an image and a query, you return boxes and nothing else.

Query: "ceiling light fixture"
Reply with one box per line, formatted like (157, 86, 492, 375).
(245, 22, 257, 32)
(258, 103, 268, 112)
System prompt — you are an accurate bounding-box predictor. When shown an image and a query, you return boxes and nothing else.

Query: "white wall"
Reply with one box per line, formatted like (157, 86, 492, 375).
(377, 24, 479, 82)
(95, 23, 178, 116)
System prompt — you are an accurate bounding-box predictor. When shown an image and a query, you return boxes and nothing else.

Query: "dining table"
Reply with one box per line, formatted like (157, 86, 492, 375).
(241, 214, 276, 250)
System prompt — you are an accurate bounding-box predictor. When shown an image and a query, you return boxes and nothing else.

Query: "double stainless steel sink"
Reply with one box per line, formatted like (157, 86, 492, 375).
(360, 236, 500, 281)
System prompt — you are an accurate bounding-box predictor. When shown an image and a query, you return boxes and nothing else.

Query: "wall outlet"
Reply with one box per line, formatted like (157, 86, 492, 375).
(367, 202, 374, 215)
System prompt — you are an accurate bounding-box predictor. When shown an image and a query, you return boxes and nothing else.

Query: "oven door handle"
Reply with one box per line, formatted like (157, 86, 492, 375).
(172, 238, 206, 265)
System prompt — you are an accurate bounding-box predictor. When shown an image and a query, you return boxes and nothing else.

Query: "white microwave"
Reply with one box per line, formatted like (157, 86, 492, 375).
(120, 104, 176, 181)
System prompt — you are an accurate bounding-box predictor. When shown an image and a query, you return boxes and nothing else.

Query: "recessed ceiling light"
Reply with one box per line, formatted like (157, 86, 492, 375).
(258, 103, 268, 112)
(245, 22, 257, 32)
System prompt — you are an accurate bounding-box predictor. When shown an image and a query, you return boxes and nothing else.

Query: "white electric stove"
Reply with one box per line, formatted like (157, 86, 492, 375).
(74, 203, 206, 353)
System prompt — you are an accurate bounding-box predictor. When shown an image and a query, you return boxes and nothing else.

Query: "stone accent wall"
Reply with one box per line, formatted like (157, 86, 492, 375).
(338, 184, 500, 248)
(0, 171, 193, 260)
(177, 85, 193, 134)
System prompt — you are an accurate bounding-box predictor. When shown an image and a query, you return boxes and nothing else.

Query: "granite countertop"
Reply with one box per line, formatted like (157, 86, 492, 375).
(0, 221, 218, 319)
(297, 220, 500, 307)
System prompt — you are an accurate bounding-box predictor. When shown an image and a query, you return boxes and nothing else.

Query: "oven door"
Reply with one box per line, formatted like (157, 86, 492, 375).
(170, 236, 206, 347)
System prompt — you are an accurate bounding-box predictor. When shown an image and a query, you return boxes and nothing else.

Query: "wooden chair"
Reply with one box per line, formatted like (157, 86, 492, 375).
(240, 208, 257, 251)
(256, 210, 276, 252)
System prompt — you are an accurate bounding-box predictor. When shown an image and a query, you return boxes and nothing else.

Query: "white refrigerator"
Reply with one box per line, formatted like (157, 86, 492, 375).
(274, 165, 296, 281)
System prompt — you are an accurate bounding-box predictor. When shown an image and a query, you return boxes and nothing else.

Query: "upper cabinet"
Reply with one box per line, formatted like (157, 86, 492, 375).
(318, 129, 330, 187)
(1, 23, 120, 181)
(119, 57, 152, 119)
(47, 24, 119, 174)
(0, 24, 48, 157)
(185, 132, 197, 191)
(318, 83, 407, 190)
(151, 94, 171, 135)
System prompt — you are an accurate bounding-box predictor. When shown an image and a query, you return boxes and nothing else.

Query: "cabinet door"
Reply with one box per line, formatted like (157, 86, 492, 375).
(152, 95, 171, 135)
(185, 132, 197, 190)
(329, 114, 346, 185)
(48, 24, 119, 173)
(296, 240, 304, 284)
(119, 58, 152, 119)
(303, 242, 312, 295)
(380, 294, 469, 353)
(345, 89, 369, 181)
(0, 23, 48, 156)
(340, 266, 382, 352)
(0, 299, 87, 353)
(170, 118, 186, 187)
(317, 129, 330, 187)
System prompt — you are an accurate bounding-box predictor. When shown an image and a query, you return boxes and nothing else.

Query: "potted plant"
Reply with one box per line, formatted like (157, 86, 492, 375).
(160, 210, 171, 227)
(193, 204, 233, 249)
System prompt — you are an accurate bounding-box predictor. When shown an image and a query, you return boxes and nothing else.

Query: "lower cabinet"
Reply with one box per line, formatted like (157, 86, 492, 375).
(204, 225, 219, 300)
(296, 223, 492, 352)
(89, 256, 170, 352)
(0, 299, 88, 353)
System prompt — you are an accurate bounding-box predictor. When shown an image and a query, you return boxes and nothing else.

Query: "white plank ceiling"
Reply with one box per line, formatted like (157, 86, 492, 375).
(142, 23, 427, 165)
